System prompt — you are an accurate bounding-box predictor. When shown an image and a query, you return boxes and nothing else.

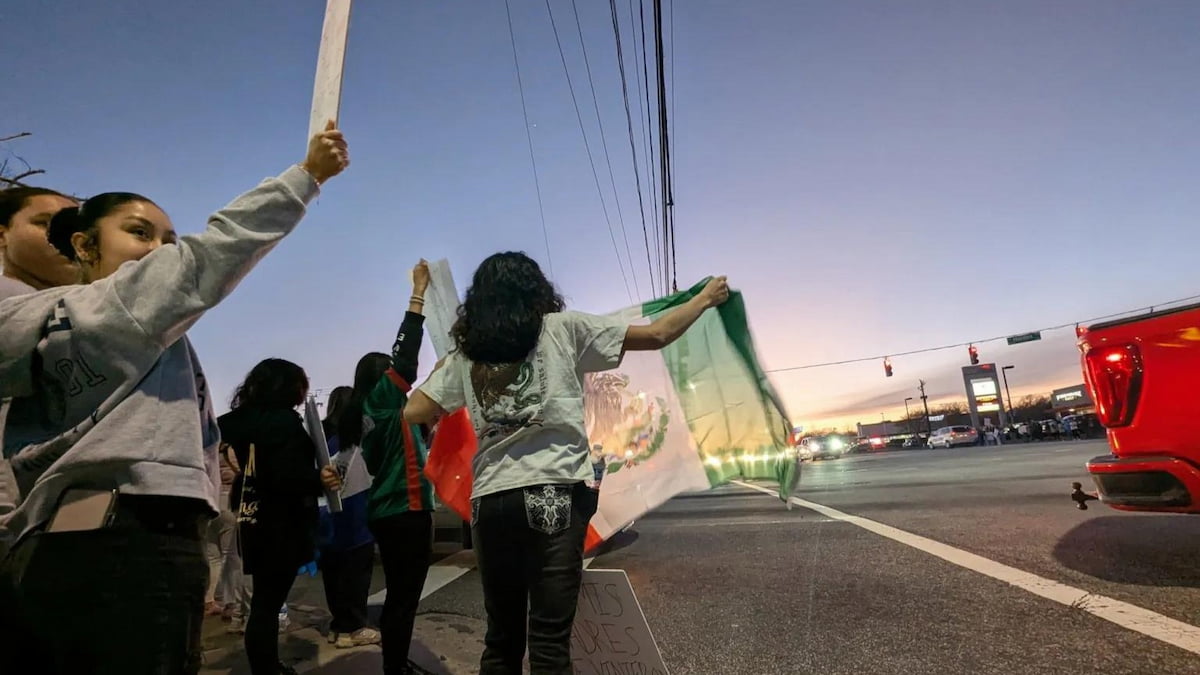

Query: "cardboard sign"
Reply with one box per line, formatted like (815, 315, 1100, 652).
(424, 258, 462, 359)
(304, 395, 341, 512)
(571, 569, 669, 675)
(309, 0, 353, 140)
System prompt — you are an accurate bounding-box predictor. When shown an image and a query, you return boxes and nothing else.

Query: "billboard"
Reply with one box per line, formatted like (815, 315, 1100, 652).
(962, 364, 1007, 429)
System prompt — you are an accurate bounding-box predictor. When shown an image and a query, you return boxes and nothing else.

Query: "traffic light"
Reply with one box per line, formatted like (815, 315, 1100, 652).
(884, 357, 893, 377)
(969, 344, 979, 365)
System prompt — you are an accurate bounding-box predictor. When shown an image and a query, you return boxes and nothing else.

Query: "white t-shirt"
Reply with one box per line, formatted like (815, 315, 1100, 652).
(420, 311, 627, 498)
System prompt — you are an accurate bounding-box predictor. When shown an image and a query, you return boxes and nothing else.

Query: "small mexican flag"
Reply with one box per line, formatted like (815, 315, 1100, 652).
(422, 263, 797, 551)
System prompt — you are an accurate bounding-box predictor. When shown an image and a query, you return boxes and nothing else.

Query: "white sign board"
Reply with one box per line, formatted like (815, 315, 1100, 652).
(309, 0, 353, 140)
(424, 258, 462, 359)
(304, 395, 341, 512)
(571, 569, 669, 675)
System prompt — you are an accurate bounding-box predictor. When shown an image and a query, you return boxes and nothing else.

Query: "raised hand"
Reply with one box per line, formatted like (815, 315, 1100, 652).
(412, 259, 431, 294)
(302, 120, 350, 184)
(701, 276, 730, 308)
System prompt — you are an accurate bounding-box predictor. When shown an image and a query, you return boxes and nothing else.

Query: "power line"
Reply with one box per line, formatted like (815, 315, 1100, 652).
(504, 0, 555, 279)
(544, 0, 635, 303)
(569, 0, 642, 300)
(765, 293, 1200, 374)
(635, 0, 664, 293)
(668, 0, 678, 291)
(610, 0, 657, 293)
(652, 0, 676, 292)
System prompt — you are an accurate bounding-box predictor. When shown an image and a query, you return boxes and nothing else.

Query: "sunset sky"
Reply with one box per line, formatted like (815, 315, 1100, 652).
(6, 0, 1199, 431)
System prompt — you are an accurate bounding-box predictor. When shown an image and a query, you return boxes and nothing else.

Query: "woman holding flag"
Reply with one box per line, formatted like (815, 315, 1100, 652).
(404, 251, 728, 674)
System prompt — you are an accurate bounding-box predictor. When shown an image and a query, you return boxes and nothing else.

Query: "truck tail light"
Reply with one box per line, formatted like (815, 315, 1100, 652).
(1084, 344, 1144, 428)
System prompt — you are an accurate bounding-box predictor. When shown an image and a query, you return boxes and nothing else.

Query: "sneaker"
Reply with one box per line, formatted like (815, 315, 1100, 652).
(336, 627, 382, 648)
(226, 617, 246, 635)
(205, 601, 223, 617)
(327, 631, 339, 645)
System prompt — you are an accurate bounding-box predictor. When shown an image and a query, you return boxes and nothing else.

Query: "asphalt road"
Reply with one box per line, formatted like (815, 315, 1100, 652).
(585, 441, 1200, 674)
(205, 440, 1200, 674)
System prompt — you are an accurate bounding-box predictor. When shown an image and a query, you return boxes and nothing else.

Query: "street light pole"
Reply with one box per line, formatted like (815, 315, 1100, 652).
(1001, 365, 1015, 425)
(904, 397, 914, 434)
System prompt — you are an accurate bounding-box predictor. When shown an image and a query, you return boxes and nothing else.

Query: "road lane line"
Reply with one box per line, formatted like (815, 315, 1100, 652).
(369, 549, 475, 605)
(732, 480, 1200, 656)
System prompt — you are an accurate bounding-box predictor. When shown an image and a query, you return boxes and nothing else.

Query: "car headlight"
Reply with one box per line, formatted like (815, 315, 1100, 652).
(828, 438, 845, 450)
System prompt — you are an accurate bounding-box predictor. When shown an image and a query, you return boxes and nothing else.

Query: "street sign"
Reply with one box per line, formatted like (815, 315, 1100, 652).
(1007, 331, 1042, 345)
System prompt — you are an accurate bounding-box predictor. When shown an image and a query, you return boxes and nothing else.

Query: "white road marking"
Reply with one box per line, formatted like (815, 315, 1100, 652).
(368, 549, 475, 605)
(732, 480, 1200, 656)
(664, 517, 837, 528)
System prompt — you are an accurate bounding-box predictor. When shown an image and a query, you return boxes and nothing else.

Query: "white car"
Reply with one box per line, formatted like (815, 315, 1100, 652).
(928, 426, 979, 448)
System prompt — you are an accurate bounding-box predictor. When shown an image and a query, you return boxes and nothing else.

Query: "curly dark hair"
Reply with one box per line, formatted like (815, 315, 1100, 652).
(451, 251, 564, 364)
(230, 358, 310, 410)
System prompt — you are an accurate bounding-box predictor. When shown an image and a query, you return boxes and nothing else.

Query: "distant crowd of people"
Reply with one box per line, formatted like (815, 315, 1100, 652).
(980, 415, 1101, 446)
(0, 124, 729, 675)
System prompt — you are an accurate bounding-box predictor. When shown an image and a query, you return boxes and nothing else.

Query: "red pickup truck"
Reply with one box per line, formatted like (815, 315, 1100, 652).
(1073, 304, 1200, 513)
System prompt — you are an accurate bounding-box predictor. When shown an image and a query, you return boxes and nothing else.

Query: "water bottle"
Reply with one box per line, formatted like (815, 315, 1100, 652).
(278, 604, 290, 631)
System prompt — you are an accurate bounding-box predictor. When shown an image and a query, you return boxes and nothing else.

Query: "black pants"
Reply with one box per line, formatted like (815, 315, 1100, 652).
(247, 557, 300, 675)
(474, 482, 597, 675)
(320, 541, 375, 633)
(370, 511, 433, 675)
(0, 495, 209, 675)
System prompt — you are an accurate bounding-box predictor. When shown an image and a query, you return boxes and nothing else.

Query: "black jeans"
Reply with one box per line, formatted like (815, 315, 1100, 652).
(320, 541, 376, 633)
(370, 511, 433, 675)
(247, 557, 300, 674)
(474, 482, 598, 675)
(0, 495, 209, 675)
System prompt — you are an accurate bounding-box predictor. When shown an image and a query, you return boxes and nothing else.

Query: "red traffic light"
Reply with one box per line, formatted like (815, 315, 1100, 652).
(884, 357, 893, 377)
(968, 345, 979, 365)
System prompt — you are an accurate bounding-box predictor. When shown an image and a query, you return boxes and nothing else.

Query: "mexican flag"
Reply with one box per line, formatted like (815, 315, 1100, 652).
(422, 263, 797, 551)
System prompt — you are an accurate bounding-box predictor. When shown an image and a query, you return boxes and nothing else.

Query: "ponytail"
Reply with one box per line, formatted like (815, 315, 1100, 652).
(47, 206, 85, 260)
(46, 192, 157, 263)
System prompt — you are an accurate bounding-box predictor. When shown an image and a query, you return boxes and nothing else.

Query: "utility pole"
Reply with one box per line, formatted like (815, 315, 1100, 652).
(919, 380, 932, 436)
(904, 397, 914, 434)
(1002, 366, 1015, 426)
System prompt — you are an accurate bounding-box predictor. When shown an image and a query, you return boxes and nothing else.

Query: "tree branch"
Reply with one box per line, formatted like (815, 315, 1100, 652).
(0, 132, 32, 144)
(0, 169, 46, 187)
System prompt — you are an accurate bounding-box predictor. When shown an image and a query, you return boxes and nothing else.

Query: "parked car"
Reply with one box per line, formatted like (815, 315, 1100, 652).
(848, 438, 874, 454)
(928, 426, 979, 448)
(902, 434, 929, 449)
(1074, 305, 1200, 513)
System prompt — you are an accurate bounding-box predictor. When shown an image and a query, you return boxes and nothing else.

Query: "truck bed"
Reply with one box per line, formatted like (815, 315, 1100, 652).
(1086, 300, 1200, 332)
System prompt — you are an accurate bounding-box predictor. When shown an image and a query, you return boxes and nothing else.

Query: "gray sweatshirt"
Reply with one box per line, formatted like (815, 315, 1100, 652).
(0, 276, 36, 515)
(0, 165, 319, 543)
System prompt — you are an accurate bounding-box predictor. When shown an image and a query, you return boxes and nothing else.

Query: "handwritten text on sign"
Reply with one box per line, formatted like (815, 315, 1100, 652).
(571, 569, 668, 675)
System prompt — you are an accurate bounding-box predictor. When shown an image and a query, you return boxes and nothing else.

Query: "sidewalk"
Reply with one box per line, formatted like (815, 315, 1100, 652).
(201, 546, 486, 674)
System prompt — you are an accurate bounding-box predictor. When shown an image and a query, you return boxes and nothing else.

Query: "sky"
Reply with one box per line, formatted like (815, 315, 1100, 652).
(4, 0, 1200, 432)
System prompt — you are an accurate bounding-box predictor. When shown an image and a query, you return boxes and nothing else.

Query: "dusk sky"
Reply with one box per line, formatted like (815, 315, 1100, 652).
(5, 1, 1199, 432)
